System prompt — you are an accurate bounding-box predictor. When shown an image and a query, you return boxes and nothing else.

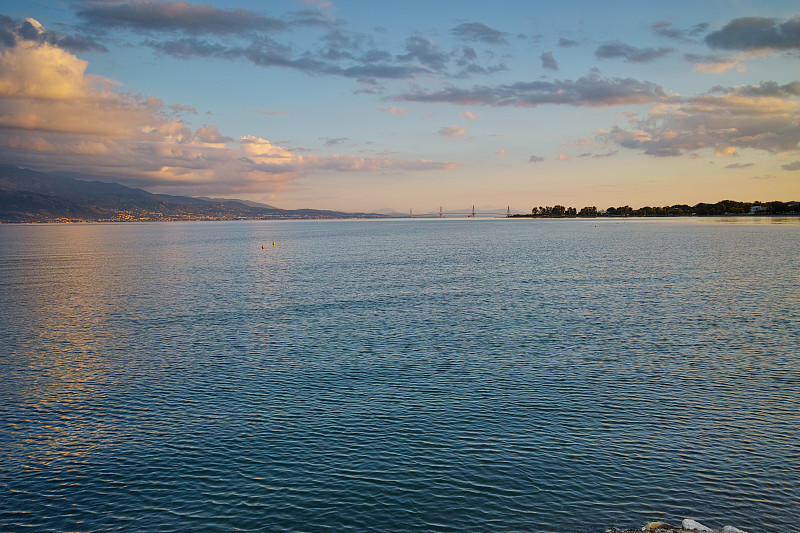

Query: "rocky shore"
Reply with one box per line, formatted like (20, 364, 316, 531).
(605, 518, 748, 533)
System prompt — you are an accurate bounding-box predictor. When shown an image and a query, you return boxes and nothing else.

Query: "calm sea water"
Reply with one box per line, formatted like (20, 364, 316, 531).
(1, 218, 798, 533)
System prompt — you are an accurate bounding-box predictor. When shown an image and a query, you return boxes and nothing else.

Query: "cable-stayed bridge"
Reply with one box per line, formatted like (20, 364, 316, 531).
(407, 206, 514, 218)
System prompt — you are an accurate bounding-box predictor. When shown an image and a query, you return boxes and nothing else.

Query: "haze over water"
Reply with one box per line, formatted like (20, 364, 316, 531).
(1, 218, 798, 533)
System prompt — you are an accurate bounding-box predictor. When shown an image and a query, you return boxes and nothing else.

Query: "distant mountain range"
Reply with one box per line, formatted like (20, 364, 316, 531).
(193, 197, 278, 209)
(0, 164, 386, 222)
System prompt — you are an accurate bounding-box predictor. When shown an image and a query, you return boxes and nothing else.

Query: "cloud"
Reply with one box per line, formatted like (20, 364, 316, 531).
(170, 103, 197, 114)
(685, 52, 749, 73)
(540, 51, 558, 71)
(714, 146, 737, 157)
(301, 0, 334, 9)
(557, 37, 578, 48)
(0, 22, 456, 197)
(397, 36, 448, 71)
(0, 14, 107, 53)
(76, 1, 288, 35)
(750, 174, 777, 180)
(286, 9, 338, 28)
(66, 3, 505, 85)
(652, 21, 684, 40)
(596, 42, 673, 63)
(195, 125, 234, 144)
(450, 22, 508, 45)
(0, 41, 165, 127)
(691, 23, 710, 37)
(724, 162, 754, 169)
(603, 81, 800, 157)
(781, 160, 800, 171)
(577, 150, 618, 159)
(652, 21, 709, 41)
(0, 37, 302, 192)
(439, 125, 467, 137)
(340, 63, 422, 80)
(711, 80, 800, 97)
(317, 29, 368, 62)
(306, 155, 460, 172)
(75, 3, 434, 83)
(453, 46, 508, 77)
(398, 72, 668, 108)
(322, 137, 349, 147)
(257, 109, 289, 116)
(495, 149, 506, 157)
(459, 111, 480, 121)
(528, 155, 545, 163)
(706, 16, 800, 51)
(142, 36, 421, 81)
(379, 107, 408, 115)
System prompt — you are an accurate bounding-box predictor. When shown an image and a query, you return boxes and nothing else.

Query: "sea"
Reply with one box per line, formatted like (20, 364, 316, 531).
(1, 217, 798, 533)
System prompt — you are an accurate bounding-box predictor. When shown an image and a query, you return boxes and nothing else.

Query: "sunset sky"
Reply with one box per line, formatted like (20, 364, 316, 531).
(1, 0, 799, 212)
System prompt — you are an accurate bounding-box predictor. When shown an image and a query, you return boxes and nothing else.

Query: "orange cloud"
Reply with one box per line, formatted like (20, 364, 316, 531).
(606, 82, 800, 157)
(0, 24, 457, 198)
(714, 146, 737, 157)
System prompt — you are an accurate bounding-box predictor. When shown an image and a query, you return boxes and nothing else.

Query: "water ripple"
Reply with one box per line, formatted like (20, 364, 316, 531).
(1, 219, 798, 532)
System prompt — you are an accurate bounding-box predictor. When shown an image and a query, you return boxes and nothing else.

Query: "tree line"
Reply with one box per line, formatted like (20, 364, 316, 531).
(510, 200, 798, 218)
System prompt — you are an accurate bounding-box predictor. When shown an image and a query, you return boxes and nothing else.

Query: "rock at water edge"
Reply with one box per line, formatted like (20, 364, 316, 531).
(682, 518, 714, 531)
(643, 522, 678, 531)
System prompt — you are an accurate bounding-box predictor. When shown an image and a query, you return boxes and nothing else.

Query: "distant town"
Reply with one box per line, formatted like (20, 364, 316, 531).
(19, 210, 379, 224)
(0, 164, 384, 223)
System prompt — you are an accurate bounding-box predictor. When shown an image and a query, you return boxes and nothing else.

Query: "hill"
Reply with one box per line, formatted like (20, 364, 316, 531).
(0, 165, 384, 222)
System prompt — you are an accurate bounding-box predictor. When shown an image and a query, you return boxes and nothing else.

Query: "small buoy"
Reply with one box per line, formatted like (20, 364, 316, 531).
(272, 241, 275, 245)
(262, 245, 265, 249)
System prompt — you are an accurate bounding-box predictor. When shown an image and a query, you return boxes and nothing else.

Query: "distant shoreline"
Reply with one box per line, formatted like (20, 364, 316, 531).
(3, 213, 799, 224)
(2, 165, 798, 223)
(508, 200, 797, 219)
(508, 212, 800, 219)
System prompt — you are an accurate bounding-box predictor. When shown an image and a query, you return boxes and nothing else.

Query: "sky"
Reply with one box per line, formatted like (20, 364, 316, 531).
(1, 0, 799, 213)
